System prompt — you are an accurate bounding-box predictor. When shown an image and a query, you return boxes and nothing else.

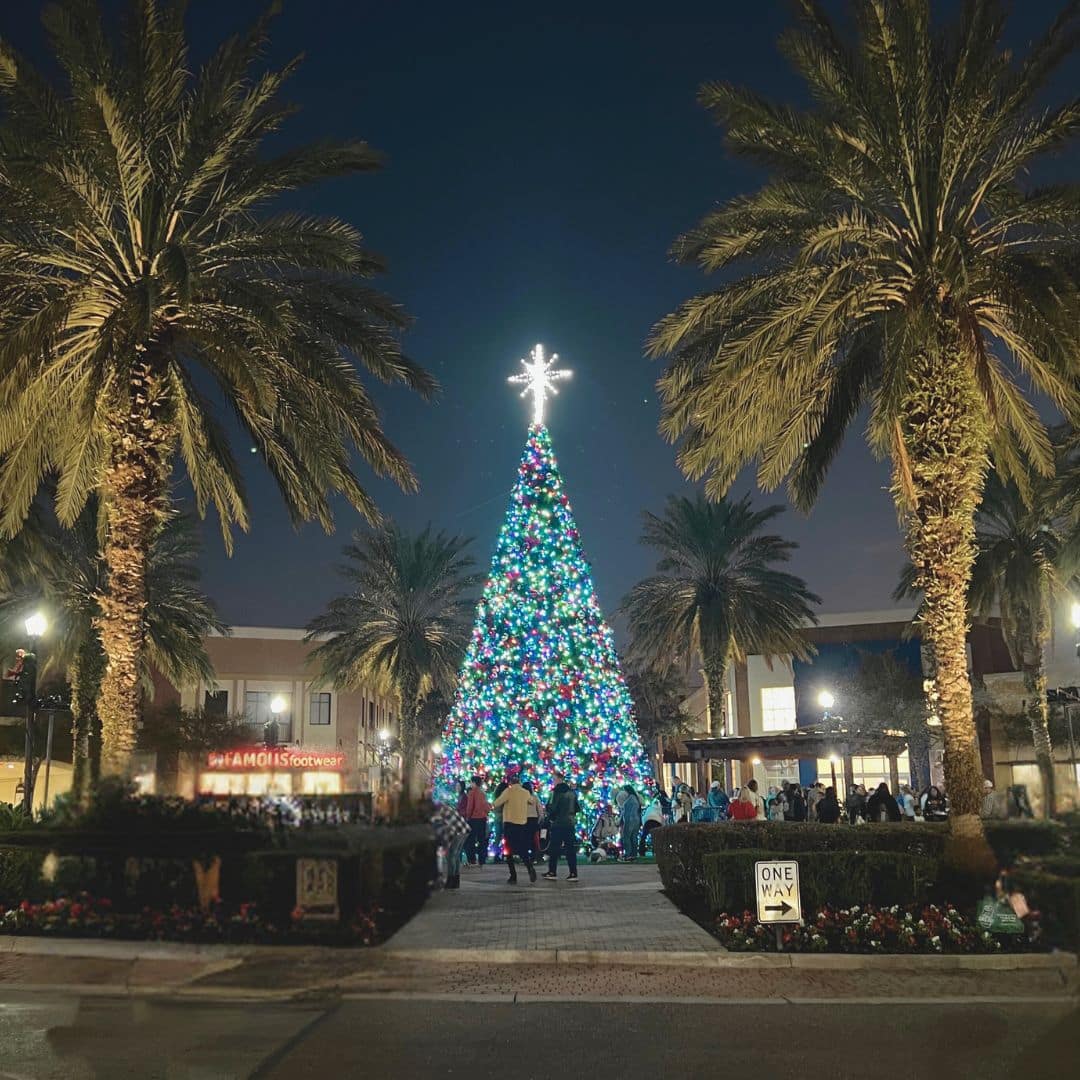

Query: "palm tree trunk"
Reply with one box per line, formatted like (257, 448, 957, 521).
(95, 359, 172, 776)
(702, 657, 728, 738)
(898, 332, 994, 876)
(398, 671, 422, 802)
(1020, 614, 1055, 818)
(69, 638, 104, 807)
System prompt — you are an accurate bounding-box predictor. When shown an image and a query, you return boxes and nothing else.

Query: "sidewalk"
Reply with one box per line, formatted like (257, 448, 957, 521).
(385, 861, 721, 957)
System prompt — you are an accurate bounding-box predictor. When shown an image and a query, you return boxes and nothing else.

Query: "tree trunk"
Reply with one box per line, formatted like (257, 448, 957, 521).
(702, 656, 728, 738)
(1019, 614, 1056, 818)
(897, 330, 994, 877)
(398, 672, 423, 803)
(69, 638, 104, 807)
(95, 358, 172, 777)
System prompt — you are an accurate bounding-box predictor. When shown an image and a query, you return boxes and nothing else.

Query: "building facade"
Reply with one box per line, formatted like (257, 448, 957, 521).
(670, 607, 1080, 812)
(164, 627, 399, 796)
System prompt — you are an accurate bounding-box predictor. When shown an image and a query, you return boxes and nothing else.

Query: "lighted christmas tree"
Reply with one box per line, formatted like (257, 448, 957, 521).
(439, 345, 653, 836)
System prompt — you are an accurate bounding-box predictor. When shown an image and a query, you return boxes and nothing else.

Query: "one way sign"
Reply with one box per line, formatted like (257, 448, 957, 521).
(754, 860, 802, 924)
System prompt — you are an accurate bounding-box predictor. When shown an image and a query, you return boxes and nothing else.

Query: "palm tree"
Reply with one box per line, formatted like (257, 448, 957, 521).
(624, 661, 691, 781)
(306, 525, 480, 788)
(621, 494, 819, 736)
(0, 500, 225, 803)
(648, 2, 1080, 868)
(0, 2, 435, 774)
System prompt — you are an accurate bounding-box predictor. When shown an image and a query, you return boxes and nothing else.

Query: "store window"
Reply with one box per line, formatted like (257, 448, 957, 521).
(761, 686, 796, 732)
(244, 691, 292, 742)
(310, 692, 331, 726)
(204, 689, 228, 717)
(815, 752, 911, 793)
(761, 758, 800, 789)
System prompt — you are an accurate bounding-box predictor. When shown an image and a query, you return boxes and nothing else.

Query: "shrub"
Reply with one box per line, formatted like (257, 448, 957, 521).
(702, 849, 937, 915)
(655, 821, 1063, 911)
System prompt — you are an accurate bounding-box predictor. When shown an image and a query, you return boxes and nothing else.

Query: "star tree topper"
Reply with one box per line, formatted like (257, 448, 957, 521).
(508, 343, 572, 426)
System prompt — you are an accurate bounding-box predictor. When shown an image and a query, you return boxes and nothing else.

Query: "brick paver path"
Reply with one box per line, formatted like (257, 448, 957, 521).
(384, 861, 721, 953)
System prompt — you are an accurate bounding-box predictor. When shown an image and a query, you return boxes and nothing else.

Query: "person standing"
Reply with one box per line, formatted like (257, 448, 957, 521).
(846, 783, 868, 824)
(729, 785, 758, 821)
(806, 782, 825, 822)
(898, 784, 917, 821)
(866, 781, 902, 822)
(747, 778, 767, 820)
(523, 780, 543, 864)
(543, 771, 579, 881)
(816, 786, 841, 824)
(491, 780, 508, 860)
(788, 784, 807, 822)
(429, 798, 470, 890)
(463, 775, 490, 866)
(618, 784, 643, 860)
(639, 795, 666, 855)
(707, 780, 729, 822)
(492, 773, 537, 884)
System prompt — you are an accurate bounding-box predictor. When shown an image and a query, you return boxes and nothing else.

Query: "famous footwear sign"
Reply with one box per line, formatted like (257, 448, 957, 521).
(205, 747, 346, 771)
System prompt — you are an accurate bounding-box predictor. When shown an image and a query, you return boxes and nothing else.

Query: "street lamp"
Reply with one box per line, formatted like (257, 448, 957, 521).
(431, 740, 443, 756)
(264, 695, 286, 748)
(817, 690, 835, 711)
(20, 613, 46, 813)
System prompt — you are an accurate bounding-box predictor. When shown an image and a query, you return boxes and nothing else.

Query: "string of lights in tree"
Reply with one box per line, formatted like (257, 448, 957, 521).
(439, 344, 652, 836)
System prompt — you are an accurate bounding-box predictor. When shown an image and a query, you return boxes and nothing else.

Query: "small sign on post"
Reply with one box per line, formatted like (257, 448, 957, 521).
(296, 857, 340, 921)
(754, 860, 802, 924)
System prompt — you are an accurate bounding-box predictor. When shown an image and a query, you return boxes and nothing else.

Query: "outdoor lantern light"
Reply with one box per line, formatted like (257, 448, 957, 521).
(269, 695, 286, 716)
(828, 754, 841, 765)
(818, 690, 835, 710)
(378, 728, 390, 742)
(751, 757, 762, 766)
(24, 612, 46, 638)
(431, 740, 443, 756)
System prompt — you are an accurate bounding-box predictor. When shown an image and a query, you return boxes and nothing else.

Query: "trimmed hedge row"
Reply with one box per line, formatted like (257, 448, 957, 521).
(703, 849, 938, 916)
(655, 821, 1064, 912)
(1, 824, 435, 942)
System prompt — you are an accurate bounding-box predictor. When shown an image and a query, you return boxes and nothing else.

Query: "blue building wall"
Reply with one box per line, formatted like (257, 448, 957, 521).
(791, 637, 922, 786)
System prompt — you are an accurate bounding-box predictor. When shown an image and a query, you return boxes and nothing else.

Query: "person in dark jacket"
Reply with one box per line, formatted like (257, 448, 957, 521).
(542, 772, 579, 881)
(787, 784, 808, 822)
(866, 782, 902, 822)
(845, 784, 868, 824)
(816, 786, 842, 824)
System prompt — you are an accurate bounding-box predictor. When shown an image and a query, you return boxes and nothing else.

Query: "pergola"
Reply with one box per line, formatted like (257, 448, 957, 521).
(664, 728, 910, 793)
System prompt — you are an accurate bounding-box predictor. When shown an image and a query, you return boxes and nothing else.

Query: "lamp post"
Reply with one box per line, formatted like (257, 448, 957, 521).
(21, 613, 46, 814)
(818, 691, 839, 792)
(1066, 603, 1080, 799)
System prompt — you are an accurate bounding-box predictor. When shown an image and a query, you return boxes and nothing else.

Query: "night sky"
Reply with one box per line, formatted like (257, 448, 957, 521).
(2, 2, 1076, 632)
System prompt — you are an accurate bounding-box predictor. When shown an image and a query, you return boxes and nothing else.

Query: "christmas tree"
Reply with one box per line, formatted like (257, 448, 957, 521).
(439, 346, 652, 837)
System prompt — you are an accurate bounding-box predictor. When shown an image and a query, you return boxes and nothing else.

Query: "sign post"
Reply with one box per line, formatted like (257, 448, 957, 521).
(754, 860, 802, 950)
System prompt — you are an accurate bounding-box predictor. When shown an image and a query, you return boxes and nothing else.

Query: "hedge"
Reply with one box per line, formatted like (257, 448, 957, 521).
(655, 821, 1064, 912)
(703, 849, 938, 916)
(1, 823, 435, 942)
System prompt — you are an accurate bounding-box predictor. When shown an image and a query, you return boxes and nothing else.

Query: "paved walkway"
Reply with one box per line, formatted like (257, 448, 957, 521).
(384, 860, 721, 953)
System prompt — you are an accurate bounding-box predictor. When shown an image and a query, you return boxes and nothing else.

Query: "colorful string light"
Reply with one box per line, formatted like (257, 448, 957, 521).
(439, 424, 653, 836)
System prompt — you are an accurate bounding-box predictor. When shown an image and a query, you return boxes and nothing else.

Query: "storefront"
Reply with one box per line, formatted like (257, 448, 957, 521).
(197, 746, 347, 796)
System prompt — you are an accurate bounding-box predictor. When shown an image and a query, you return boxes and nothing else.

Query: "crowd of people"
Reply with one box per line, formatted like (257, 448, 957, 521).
(664, 777, 956, 825)
(429, 770, 667, 887)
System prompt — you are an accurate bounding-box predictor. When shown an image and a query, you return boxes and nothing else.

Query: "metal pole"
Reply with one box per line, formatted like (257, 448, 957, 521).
(21, 638, 38, 815)
(41, 710, 55, 809)
(1067, 704, 1078, 796)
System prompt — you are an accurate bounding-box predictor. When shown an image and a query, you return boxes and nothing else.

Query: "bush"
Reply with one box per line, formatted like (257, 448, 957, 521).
(655, 821, 1064, 911)
(702, 849, 938, 915)
(1008, 867, 1080, 951)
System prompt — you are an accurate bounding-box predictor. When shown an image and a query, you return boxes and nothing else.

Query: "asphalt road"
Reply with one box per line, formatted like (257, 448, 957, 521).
(0, 994, 1076, 1079)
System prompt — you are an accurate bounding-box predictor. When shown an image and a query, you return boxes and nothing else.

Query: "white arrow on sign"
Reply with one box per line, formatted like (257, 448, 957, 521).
(754, 859, 802, 924)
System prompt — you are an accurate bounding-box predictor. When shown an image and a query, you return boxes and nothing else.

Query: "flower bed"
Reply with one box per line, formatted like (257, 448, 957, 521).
(0, 893, 384, 946)
(713, 903, 1042, 954)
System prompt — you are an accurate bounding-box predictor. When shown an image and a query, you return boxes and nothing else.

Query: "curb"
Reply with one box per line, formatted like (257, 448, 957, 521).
(381, 945, 1078, 972)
